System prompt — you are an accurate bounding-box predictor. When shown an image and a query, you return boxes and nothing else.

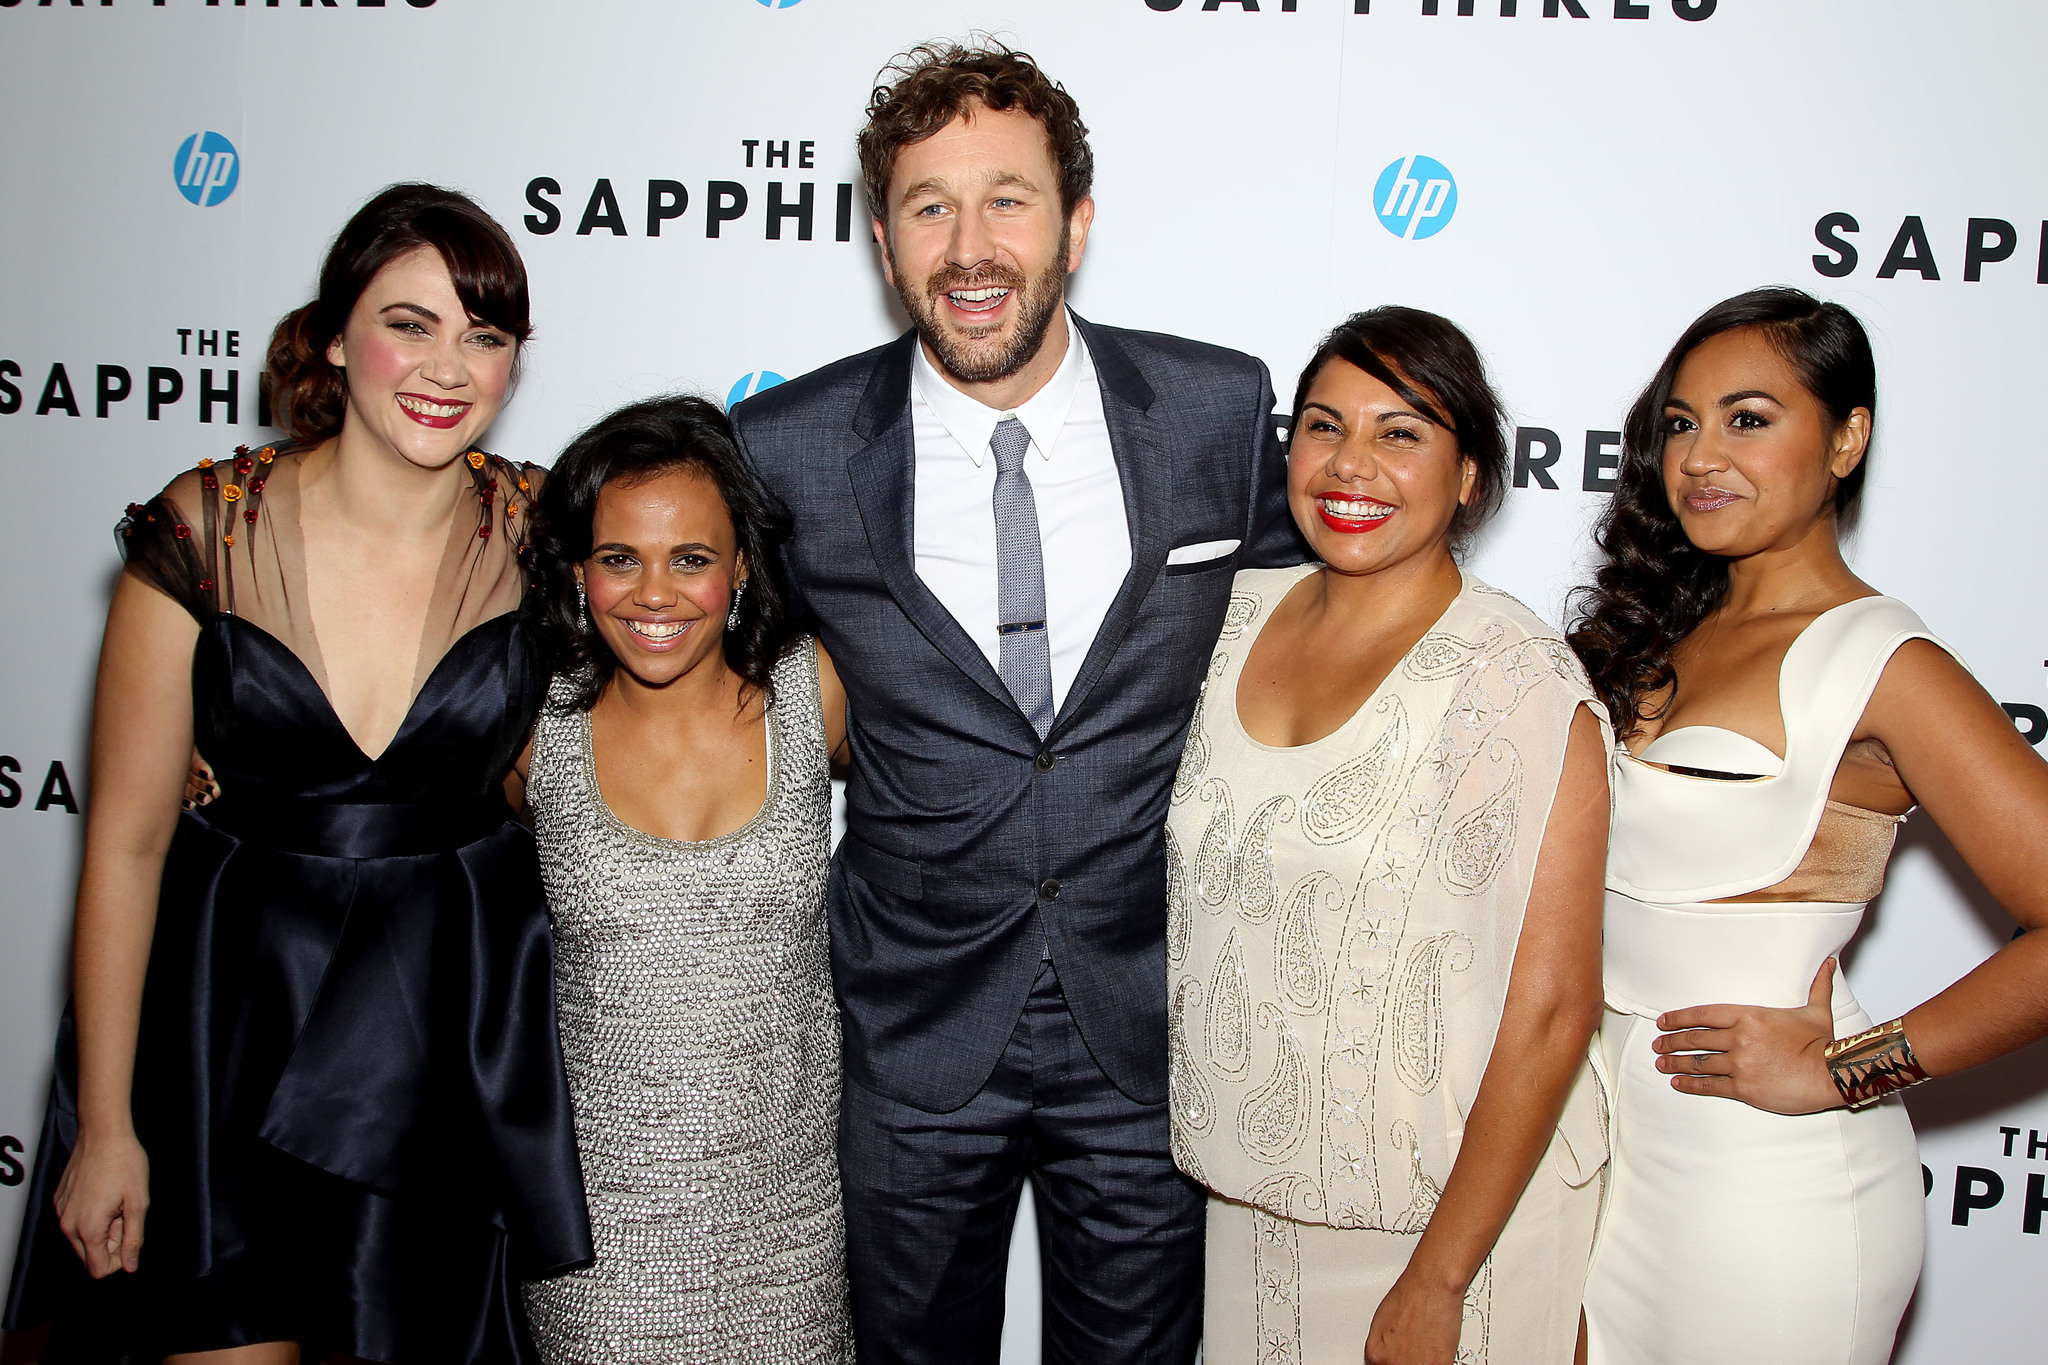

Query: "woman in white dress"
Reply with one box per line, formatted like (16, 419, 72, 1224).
(1569, 287, 2048, 1364)
(1170, 307, 1611, 1365)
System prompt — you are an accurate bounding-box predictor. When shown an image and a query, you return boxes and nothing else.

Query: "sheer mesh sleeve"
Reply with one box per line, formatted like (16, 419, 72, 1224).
(505, 459, 543, 556)
(116, 467, 214, 622)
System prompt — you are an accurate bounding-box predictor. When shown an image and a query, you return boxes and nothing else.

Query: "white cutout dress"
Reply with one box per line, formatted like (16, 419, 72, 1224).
(1584, 596, 1956, 1364)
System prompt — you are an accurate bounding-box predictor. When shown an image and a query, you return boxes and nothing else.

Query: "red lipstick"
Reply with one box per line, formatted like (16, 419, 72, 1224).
(1314, 493, 1396, 534)
(396, 392, 472, 430)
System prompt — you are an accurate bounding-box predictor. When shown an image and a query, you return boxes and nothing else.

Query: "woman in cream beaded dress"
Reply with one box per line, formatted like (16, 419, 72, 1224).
(1170, 308, 1611, 1365)
(515, 397, 853, 1363)
(1569, 288, 2048, 1364)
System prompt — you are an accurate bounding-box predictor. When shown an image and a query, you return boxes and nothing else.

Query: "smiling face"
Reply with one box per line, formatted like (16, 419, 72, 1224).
(1660, 327, 1870, 558)
(1289, 357, 1475, 578)
(578, 467, 744, 691)
(324, 245, 516, 469)
(876, 103, 1093, 391)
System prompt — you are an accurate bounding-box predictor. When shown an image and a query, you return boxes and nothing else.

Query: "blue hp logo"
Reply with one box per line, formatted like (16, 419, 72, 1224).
(755, 0, 803, 7)
(1374, 155, 1456, 241)
(727, 370, 786, 409)
(174, 132, 240, 208)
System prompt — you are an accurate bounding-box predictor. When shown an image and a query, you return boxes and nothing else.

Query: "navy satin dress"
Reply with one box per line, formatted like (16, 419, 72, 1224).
(5, 452, 591, 1363)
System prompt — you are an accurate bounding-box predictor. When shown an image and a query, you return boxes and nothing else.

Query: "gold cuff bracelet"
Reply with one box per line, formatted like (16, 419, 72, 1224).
(1823, 1016, 1931, 1109)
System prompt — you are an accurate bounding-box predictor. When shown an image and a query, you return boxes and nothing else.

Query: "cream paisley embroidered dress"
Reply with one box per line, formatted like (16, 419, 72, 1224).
(1168, 565, 1608, 1365)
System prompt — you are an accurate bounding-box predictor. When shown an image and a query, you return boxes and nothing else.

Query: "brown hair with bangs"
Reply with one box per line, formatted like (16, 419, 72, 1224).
(857, 40, 1093, 225)
(265, 183, 531, 445)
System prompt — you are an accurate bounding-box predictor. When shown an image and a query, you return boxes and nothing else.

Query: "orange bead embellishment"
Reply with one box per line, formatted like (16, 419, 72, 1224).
(258, 448, 275, 464)
(222, 484, 243, 502)
(517, 477, 530, 492)
(507, 503, 521, 518)
(222, 534, 236, 546)
(466, 451, 487, 469)
(197, 457, 215, 470)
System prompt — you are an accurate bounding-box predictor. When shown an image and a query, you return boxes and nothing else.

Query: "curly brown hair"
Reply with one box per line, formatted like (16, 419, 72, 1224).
(857, 40, 1093, 224)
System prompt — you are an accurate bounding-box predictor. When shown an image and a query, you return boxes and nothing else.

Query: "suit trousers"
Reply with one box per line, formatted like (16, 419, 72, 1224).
(839, 959, 1204, 1365)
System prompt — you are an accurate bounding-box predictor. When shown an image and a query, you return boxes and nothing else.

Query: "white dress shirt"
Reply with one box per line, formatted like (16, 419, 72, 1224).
(911, 318, 1131, 715)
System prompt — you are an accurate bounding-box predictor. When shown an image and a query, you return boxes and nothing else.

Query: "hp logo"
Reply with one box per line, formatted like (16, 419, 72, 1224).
(1373, 155, 1456, 241)
(174, 132, 240, 208)
(754, 0, 803, 7)
(727, 370, 787, 409)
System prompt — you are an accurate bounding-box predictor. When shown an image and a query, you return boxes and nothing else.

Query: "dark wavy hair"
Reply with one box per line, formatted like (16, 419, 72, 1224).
(1566, 287, 1877, 735)
(529, 395, 796, 712)
(265, 183, 531, 445)
(858, 39, 1093, 222)
(1291, 305, 1509, 552)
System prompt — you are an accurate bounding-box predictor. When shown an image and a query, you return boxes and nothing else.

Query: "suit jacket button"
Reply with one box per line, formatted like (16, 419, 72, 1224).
(1034, 751, 1056, 772)
(1039, 879, 1061, 901)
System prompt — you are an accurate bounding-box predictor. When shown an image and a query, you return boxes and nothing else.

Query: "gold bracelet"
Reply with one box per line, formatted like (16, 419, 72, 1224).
(1823, 1017, 1931, 1109)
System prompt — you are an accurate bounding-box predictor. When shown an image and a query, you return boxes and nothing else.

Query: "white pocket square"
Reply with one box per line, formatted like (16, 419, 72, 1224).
(1166, 539, 1241, 566)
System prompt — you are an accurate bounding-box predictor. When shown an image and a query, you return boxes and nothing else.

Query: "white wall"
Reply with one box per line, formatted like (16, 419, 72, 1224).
(2, 2, 2044, 1358)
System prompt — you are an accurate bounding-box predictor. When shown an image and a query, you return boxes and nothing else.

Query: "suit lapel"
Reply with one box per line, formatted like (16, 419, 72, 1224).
(1053, 317, 1171, 736)
(846, 333, 1018, 717)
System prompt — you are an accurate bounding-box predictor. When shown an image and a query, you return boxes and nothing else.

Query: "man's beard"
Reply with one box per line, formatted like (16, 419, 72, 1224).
(896, 226, 1070, 386)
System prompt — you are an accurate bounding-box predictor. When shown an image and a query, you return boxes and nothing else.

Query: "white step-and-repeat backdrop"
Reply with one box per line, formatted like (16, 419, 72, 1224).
(2, 2, 2043, 1360)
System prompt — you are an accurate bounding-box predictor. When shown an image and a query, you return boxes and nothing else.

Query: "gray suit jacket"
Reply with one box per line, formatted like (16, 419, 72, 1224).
(732, 315, 1303, 1111)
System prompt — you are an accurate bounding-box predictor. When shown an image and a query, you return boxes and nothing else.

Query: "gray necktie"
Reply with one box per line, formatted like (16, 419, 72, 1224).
(991, 416, 1054, 738)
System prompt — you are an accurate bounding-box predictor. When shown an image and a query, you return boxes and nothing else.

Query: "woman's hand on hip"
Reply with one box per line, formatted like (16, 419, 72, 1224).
(1653, 959, 1843, 1114)
(1364, 1268, 1466, 1365)
(53, 1126, 151, 1277)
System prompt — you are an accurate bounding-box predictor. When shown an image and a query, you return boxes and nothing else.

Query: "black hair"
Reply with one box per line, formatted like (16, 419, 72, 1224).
(1566, 286, 1878, 735)
(530, 395, 796, 711)
(1291, 305, 1509, 552)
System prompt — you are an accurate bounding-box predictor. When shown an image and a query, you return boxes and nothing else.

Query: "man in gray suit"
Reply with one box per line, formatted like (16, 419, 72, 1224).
(731, 41, 1301, 1364)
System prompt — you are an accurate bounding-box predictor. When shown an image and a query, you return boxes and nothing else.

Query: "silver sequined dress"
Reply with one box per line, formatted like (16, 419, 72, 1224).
(523, 640, 850, 1363)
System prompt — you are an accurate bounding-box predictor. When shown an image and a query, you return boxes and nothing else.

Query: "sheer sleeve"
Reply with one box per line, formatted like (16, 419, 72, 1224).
(507, 460, 544, 560)
(116, 467, 214, 622)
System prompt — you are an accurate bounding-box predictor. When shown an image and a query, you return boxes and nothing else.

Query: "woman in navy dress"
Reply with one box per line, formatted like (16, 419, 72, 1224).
(4, 184, 591, 1363)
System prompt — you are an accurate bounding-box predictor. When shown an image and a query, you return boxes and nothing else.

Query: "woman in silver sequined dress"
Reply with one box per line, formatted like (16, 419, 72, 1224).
(515, 396, 853, 1363)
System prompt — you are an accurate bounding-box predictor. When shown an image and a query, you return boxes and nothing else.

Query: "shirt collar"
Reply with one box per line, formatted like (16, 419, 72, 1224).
(912, 311, 1091, 468)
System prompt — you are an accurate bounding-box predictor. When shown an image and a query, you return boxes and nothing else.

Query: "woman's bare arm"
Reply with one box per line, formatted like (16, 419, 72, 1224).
(505, 732, 534, 818)
(1365, 704, 1608, 1365)
(1870, 641, 2048, 1071)
(57, 570, 201, 1277)
(817, 643, 850, 771)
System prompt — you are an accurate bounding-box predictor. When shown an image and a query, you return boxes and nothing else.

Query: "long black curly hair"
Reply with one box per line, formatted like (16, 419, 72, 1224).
(1565, 287, 1876, 736)
(529, 394, 796, 712)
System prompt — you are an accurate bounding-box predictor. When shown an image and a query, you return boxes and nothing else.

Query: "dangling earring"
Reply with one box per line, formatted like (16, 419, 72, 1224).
(726, 578, 747, 630)
(576, 580, 588, 630)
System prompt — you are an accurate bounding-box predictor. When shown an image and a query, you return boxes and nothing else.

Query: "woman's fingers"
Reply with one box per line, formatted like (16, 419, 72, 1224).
(1657, 1049, 1733, 1075)
(118, 1199, 147, 1272)
(1670, 1073, 1740, 1098)
(1652, 1026, 1732, 1054)
(1656, 1003, 1741, 1031)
